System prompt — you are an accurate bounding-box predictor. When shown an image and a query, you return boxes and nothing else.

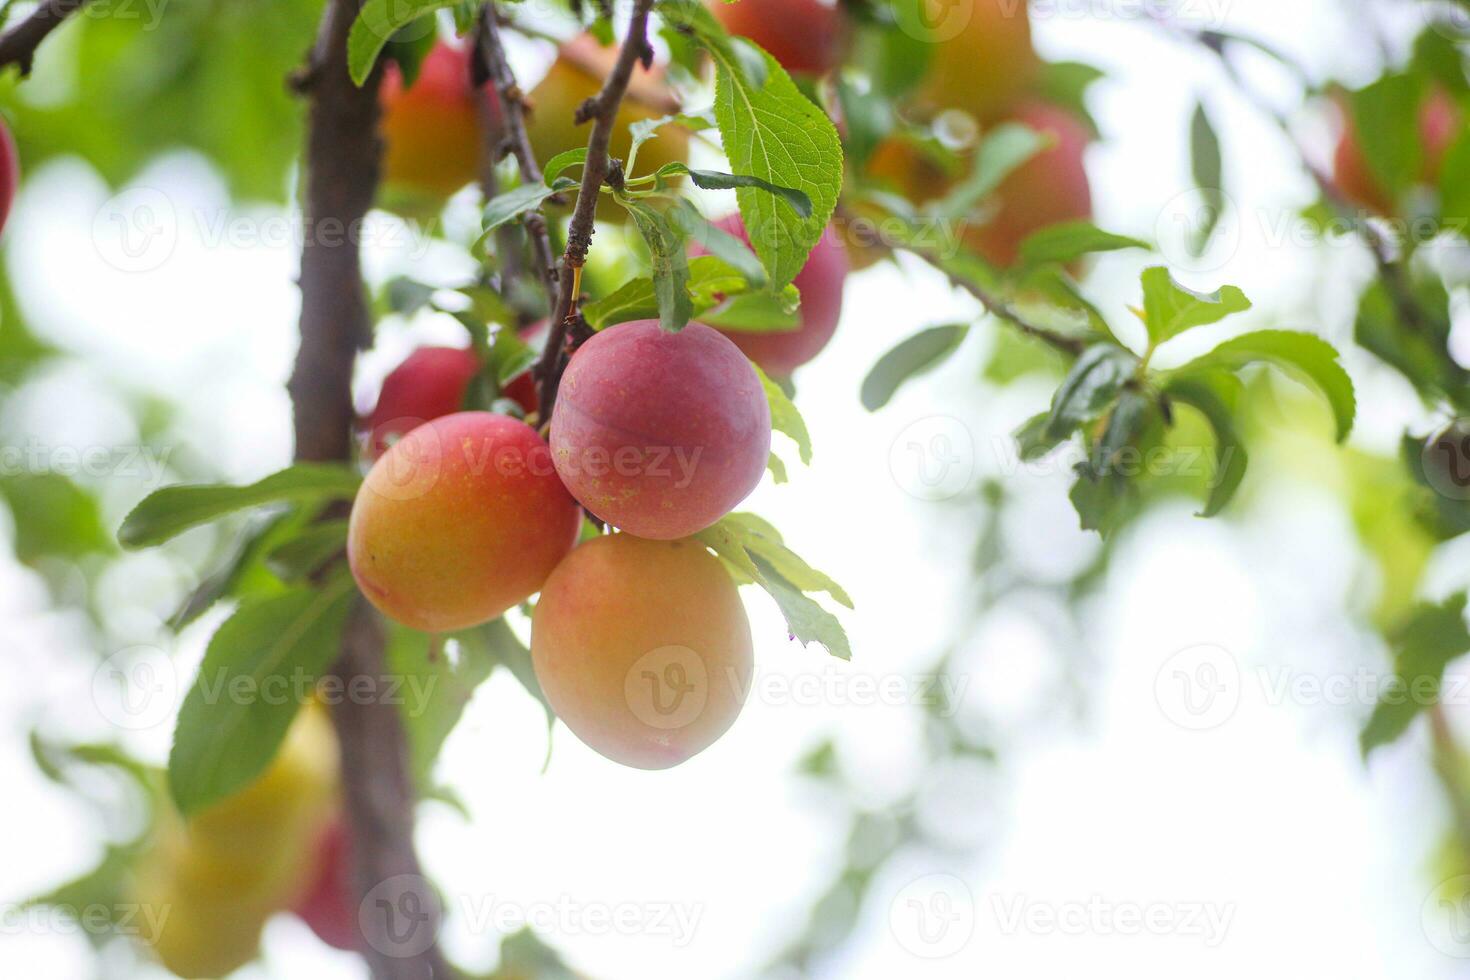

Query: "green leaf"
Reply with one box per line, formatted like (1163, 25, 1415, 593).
(1360, 592, 1470, 756)
(347, 0, 459, 86)
(482, 178, 578, 236)
(168, 580, 354, 815)
(0, 473, 113, 562)
(1089, 389, 1153, 478)
(264, 520, 349, 581)
(700, 290, 802, 334)
(1173, 329, 1356, 442)
(1045, 344, 1139, 441)
(620, 199, 694, 332)
(543, 148, 589, 184)
(1441, 130, 1470, 235)
(583, 256, 767, 330)
(1354, 277, 1468, 407)
(1016, 221, 1149, 270)
(670, 198, 767, 287)
(680, 16, 843, 288)
(1349, 74, 1426, 203)
(758, 364, 812, 464)
(653, 163, 813, 218)
(697, 515, 852, 660)
(1189, 101, 1225, 255)
(1164, 370, 1249, 517)
(118, 464, 362, 550)
(860, 324, 970, 411)
(1139, 266, 1252, 349)
(1069, 466, 1132, 535)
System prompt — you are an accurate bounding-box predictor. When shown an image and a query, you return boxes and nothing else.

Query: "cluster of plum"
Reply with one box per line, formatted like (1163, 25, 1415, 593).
(132, 708, 355, 976)
(349, 315, 770, 769)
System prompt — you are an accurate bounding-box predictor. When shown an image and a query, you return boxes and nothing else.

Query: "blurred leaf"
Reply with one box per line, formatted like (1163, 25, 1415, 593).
(1349, 74, 1425, 203)
(168, 579, 354, 815)
(1178, 329, 1355, 441)
(264, 519, 349, 582)
(1354, 276, 1468, 408)
(1045, 343, 1138, 441)
(118, 464, 361, 550)
(1016, 221, 1148, 270)
(1164, 370, 1248, 517)
(1189, 101, 1225, 255)
(347, 0, 458, 86)
(1139, 267, 1252, 349)
(1361, 592, 1470, 756)
(1035, 60, 1105, 137)
(0, 472, 112, 562)
(927, 122, 1045, 221)
(860, 323, 969, 411)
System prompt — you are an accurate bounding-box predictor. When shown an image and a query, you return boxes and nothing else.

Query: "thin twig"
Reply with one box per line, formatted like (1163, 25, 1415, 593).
(475, 3, 560, 319)
(0, 0, 88, 75)
(291, 1, 451, 976)
(536, 0, 656, 418)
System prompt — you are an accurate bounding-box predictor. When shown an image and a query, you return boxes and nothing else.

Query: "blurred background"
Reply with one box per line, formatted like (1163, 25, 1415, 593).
(4, 0, 1470, 977)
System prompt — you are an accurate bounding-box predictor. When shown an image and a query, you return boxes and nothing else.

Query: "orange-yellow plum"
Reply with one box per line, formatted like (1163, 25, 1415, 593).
(527, 35, 688, 221)
(708, 0, 845, 76)
(1334, 87, 1461, 215)
(703, 214, 849, 375)
(550, 320, 770, 539)
(531, 534, 753, 769)
(913, 0, 1039, 124)
(380, 40, 492, 202)
(349, 412, 582, 632)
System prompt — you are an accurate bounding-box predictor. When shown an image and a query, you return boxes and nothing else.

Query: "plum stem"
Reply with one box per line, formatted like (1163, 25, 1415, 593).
(534, 0, 657, 420)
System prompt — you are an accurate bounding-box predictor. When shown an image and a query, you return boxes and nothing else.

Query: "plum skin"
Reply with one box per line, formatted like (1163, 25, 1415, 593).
(550, 319, 771, 539)
(379, 41, 491, 200)
(349, 412, 582, 633)
(363, 344, 538, 459)
(707, 0, 845, 76)
(704, 215, 849, 376)
(531, 534, 754, 769)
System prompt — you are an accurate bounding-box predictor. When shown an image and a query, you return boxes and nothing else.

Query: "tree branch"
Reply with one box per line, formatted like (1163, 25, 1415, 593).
(0, 0, 88, 76)
(292, 1, 450, 977)
(536, 0, 655, 418)
(474, 3, 560, 321)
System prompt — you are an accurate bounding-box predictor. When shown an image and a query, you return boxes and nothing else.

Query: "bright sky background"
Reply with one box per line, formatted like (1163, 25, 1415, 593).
(3, 1, 1470, 978)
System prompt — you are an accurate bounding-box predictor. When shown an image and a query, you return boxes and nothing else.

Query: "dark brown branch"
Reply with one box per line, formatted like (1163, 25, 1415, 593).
(475, 3, 560, 322)
(0, 0, 88, 76)
(536, 0, 656, 418)
(291, 1, 450, 977)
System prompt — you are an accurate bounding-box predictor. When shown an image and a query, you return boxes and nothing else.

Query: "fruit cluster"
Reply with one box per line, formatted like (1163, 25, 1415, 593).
(349, 317, 768, 769)
(133, 708, 347, 976)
